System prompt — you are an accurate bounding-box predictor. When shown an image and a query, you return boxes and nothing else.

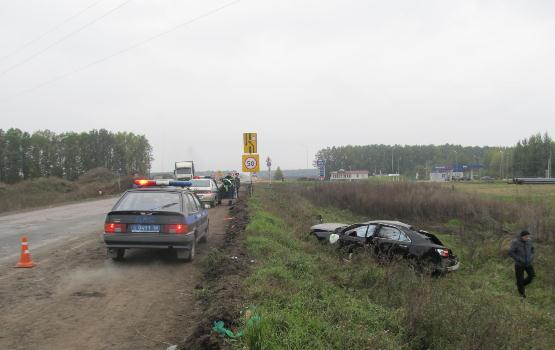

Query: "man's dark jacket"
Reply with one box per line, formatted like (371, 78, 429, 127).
(508, 236, 535, 266)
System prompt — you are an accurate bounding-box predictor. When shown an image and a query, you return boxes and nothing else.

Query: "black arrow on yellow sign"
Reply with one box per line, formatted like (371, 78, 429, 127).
(243, 133, 257, 154)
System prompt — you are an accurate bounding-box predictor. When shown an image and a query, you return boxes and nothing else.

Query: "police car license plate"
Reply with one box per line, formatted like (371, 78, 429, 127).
(130, 224, 160, 233)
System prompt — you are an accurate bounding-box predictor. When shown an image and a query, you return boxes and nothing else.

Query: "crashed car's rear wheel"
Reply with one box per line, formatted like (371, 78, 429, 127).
(415, 256, 439, 275)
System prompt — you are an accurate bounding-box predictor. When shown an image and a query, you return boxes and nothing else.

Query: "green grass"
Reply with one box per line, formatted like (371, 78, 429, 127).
(237, 184, 555, 350)
(241, 193, 403, 349)
(448, 182, 555, 206)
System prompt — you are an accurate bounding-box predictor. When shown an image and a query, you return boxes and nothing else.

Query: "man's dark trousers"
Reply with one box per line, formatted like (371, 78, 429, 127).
(515, 264, 535, 296)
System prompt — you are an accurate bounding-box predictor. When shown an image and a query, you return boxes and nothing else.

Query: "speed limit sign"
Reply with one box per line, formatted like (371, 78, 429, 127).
(242, 154, 260, 172)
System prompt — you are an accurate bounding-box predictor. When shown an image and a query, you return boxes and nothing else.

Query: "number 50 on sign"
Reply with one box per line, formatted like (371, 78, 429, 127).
(242, 154, 260, 172)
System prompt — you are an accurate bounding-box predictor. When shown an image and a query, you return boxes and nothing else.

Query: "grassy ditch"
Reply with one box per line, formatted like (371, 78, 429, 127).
(449, 182, 555, 207)
(239, 184, 555, 350)
(0, 168, 132, 213)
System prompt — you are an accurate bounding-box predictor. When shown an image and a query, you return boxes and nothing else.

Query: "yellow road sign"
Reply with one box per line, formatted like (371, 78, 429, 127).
(243, 133, 257, 154)
(242, 154, 260, 172)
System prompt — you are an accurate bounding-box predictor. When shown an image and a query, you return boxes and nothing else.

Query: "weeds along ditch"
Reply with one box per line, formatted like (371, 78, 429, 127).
(297, 181, 555, 242)
(241, 183, 555, 350)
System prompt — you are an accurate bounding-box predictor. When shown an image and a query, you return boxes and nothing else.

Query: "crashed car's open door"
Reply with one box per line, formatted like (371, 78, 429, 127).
(340, 224, 378, 247)
(373, 225, 411, 258)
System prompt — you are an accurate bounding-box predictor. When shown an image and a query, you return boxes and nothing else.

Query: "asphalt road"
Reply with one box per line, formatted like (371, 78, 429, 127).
(0, 197, 119, 261)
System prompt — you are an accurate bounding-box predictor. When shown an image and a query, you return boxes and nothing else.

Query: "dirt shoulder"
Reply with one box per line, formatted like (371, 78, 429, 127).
(182, 191, 252, 350)
(0, 204, 230, 350)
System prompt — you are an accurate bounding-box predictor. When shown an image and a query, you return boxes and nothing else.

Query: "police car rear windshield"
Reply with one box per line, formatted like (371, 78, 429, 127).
(190, 179, 211, 187)
(114, 192, 181, 212)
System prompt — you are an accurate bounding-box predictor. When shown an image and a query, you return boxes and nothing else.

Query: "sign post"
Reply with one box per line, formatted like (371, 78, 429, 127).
(266, 156, 272, 184)
(243, 133, 259, 196)
(316, 158, 326, 181)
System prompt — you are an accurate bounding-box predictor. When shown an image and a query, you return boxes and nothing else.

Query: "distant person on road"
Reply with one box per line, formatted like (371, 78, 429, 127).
(508, 230, 536, 298)
(222, 175, 235, 200)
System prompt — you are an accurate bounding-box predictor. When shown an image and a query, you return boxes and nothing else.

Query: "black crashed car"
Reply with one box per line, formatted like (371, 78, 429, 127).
(311, 220, 459, 273)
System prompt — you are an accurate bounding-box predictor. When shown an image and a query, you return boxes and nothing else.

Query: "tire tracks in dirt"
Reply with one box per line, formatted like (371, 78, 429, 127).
(0, 204, 229, 350)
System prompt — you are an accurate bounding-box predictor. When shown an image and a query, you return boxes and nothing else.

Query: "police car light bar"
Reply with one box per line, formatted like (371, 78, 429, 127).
(134, 179, 192, 187)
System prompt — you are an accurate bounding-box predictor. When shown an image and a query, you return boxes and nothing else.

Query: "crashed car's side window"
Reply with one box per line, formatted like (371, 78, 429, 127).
(354, 225, 369, 237)
(378, 226, 401, 240)
(398, 231, 411, 242)
(366, 224, 377, 237)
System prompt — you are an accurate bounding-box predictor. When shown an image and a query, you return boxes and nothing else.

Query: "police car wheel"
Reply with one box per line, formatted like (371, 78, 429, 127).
(199, 223, 209, 243)
(177, 240, 195, 262)
(108, 248, 125, 261)
(188, 240, 196, 261)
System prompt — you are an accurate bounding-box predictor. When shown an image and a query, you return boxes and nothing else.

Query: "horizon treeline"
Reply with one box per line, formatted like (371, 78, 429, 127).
(316, 133, 555, 179)
(0, 128, 152, 184)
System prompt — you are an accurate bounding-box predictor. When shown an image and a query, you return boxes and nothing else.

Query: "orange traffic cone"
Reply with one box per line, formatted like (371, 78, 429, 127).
(15, 236, 35, 268)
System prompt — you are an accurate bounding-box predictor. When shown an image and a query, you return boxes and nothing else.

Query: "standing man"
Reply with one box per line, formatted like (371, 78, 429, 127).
(222, 175, 235, 204)
(508, 230, 536, 298)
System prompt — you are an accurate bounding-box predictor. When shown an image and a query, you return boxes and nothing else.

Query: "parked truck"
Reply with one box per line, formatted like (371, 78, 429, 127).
(174, 161, 195, 181)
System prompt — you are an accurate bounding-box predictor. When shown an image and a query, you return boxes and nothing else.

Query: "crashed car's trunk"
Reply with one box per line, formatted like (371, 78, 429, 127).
(417, 230, 443, 245)
(310, 223, 348, 240)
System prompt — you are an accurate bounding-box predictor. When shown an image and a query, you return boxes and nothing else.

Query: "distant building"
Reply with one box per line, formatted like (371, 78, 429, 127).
(430, 166, 455, 182)
(330, 169, 369, 181)
(430, 164, 484, 182)
(430, 170, 449, 182)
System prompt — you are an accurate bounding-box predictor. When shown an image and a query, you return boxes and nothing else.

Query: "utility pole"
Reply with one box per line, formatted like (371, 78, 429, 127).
(391, 148, 394, 174)
(300, 145, 309, 169)
(499, 150, 504, 179)
(548, 148, 552, 178)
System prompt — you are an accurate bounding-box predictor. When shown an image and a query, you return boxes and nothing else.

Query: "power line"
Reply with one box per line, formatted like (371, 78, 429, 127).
(0, 0, 105, 63)
(0, 0, 134, 79)
(8, 0, 240, 98)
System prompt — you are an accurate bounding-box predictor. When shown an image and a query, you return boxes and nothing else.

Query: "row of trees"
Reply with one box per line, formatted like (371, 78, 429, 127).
(0, 128, 152, 184)
(315, 133, 554, 179)
(513, 133, 554, 177)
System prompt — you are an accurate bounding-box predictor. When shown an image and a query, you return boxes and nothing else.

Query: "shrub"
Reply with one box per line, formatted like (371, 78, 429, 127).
(77, 167, 115, 183)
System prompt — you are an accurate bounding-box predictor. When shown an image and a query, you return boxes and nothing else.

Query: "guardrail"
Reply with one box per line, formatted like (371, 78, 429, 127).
(513, 178, 555, 185)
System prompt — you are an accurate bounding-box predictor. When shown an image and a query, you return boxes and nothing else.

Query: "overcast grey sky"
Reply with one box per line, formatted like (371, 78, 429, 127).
(1, 0, 554, 172)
